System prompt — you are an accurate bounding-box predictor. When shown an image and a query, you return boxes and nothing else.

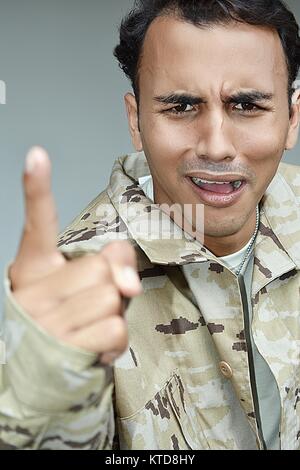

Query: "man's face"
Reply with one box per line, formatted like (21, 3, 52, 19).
(125, 16, 300, 254)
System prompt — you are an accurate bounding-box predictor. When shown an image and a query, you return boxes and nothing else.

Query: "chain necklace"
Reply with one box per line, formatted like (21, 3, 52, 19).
(234, 205, 260, 277)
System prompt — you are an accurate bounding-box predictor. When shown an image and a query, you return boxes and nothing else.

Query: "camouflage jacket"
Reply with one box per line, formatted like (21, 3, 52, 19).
(1, 152, 300, 450)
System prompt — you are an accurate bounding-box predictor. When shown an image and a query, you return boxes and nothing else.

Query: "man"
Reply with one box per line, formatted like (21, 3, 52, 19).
(1, 0, 300, 450)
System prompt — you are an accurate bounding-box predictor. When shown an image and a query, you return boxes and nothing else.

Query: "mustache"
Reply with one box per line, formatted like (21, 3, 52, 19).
(179, 160, 256, 181)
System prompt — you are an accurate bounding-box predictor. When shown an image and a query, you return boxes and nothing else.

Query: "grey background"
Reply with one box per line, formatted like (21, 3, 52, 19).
(0, 0, 299, 309)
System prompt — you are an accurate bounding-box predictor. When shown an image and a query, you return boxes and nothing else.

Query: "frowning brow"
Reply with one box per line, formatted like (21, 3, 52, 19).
(153, 93, 205, 105)
(225, 90, 274, 104)
(153, 90, 274, 105)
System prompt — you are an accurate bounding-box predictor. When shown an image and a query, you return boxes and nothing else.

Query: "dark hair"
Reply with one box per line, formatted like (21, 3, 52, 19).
(114, 0, 300, 109)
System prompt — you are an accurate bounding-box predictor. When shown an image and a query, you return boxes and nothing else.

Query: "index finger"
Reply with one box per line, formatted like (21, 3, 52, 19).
(18, 146, 59, 258)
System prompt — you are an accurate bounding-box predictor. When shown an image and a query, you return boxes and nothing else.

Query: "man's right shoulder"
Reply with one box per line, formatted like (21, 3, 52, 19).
(56, 189, 131, 259)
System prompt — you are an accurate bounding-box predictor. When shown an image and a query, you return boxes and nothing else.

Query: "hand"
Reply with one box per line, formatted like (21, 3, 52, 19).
(9, 147, 142, 364)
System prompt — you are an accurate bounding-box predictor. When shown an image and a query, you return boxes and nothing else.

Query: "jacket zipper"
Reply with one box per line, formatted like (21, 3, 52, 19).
(238, 275, 267, 450)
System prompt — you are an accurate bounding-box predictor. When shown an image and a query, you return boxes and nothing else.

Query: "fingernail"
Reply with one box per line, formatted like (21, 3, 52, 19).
(121, 267, 142, 292)
(25, 147, 47, 174)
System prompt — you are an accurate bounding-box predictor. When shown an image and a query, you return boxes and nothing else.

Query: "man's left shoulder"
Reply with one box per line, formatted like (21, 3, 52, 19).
(277, 161, 300, 197)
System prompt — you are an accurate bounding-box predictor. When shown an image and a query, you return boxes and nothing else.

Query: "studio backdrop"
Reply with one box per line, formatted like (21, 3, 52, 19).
(0, 0, 299, 313)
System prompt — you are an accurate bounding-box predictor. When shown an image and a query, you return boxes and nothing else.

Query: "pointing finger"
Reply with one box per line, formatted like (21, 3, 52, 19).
(18, 146, 59, 258)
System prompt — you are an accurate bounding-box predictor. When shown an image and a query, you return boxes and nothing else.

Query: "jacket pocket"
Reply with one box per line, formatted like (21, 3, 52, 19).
(117, 370, 210, 450)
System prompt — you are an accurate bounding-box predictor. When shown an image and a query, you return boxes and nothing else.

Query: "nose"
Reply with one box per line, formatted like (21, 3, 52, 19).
(195, 110, 237, 162)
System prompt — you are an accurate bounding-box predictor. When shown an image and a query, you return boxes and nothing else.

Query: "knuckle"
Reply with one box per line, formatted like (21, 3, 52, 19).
(108, 240, 131, 251)
(91, 256, 111, 280)
(112, 240, 135, 257)
(109, 317, 128, 351)
(105, 285, 122, 313)
(103, 240, 136, 263)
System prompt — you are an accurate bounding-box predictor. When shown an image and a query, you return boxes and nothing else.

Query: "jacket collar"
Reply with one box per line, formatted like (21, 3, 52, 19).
(107, 152, 211, 265)
(258, 168, 300, 268)
(107, 153, 300, 273)
(251, 169, 300, 296)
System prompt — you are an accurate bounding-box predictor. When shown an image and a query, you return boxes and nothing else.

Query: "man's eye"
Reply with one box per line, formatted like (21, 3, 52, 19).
(234, 102, 259, 113)
(168, 103, 194, 114)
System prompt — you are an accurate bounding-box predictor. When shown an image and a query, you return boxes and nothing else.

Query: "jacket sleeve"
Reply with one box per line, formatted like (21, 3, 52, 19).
(0, 267, 115, 450)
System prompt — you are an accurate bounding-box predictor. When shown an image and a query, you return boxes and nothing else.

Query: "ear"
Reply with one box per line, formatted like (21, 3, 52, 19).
(124, 93, 143, 152)
(285, 88, 300, 150)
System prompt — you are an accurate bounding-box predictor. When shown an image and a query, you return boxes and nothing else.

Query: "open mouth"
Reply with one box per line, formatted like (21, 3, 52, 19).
(190, 177, 245, 194)
(187, 176, 248, 208)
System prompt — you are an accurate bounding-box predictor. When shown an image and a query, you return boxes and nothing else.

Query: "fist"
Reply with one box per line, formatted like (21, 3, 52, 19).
(9, 147, 142, 364)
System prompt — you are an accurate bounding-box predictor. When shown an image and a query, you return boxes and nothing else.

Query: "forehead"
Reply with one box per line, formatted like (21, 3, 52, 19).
(139, 16, 288, 96)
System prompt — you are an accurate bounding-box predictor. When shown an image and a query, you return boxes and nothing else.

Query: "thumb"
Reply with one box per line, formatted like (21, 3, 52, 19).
(100, 241, 142, 298)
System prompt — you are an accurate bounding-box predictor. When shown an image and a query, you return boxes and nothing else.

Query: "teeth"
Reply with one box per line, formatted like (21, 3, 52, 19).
(192, 178, 228, 185)
(191, 177, 243, 190)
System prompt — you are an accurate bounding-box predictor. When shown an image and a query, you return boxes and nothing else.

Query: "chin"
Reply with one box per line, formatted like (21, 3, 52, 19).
(204, 220, 244, 238)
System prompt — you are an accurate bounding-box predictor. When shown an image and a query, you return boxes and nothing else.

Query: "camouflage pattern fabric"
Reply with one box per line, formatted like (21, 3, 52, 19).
(0, 151, 300, 449)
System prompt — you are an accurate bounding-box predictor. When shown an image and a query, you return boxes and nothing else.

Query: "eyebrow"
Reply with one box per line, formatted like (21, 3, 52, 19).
(225, 91, 274, 104)
(153, 90, 274, 105)
(153, 92, 205, 105)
